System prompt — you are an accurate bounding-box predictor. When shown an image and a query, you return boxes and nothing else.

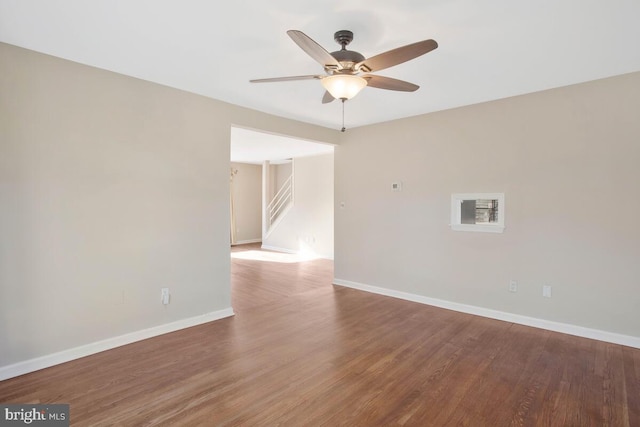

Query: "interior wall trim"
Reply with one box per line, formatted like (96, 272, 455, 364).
(232, 239, 262, 245)
(333, 278, 640, 349)
(0, 308, 235, 381)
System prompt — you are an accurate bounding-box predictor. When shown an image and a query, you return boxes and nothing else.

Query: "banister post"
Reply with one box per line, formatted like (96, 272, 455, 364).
(262, 160, 270, 240)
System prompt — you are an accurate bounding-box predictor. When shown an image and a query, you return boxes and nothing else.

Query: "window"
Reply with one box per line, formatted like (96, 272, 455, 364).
(451, 193, 505, 233)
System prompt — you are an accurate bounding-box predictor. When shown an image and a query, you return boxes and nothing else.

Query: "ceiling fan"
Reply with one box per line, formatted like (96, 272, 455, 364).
(250, 30, 438, 104)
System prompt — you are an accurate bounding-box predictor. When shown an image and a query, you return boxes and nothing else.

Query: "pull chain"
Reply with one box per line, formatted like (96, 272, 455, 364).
(341, 99, 346, 132)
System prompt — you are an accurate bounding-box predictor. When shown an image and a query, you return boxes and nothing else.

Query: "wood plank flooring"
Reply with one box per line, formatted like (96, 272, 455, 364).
(1, 243, 639, 426)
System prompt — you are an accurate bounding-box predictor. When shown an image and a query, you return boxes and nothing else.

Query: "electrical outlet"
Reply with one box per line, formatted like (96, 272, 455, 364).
(509, 280, 518, 293)
(161, 288, 170, 305)
(543, 285, 552, 298)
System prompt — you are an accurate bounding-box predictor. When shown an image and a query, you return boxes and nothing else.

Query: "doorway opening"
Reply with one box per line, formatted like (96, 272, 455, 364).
(229, 126, 335, 259)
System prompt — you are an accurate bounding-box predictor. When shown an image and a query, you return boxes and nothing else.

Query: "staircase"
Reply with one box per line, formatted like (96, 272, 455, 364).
(266, 173, 293, 235)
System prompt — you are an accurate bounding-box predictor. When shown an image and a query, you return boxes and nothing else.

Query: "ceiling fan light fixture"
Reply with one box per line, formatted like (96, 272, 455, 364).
(321, 74, 367, 100)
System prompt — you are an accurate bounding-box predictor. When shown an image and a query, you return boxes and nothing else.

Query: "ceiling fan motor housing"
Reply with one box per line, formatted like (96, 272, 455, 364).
(330, 49, 365, 70)
(331, 30, 366, 72)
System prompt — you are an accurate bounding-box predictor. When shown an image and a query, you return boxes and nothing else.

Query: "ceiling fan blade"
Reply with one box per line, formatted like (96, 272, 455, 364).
(250, 75, 323, 83)
(287, 30, 342, 70)
(322, 91, 335, 104)
(357, 39, 438, 73)
(362, 75, 419, 92)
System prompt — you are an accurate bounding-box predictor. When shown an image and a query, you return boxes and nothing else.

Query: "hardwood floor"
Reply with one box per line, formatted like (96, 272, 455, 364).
(1, 244, 639, 426)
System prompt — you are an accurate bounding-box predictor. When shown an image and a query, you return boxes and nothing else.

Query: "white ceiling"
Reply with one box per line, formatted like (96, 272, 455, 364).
(1, 1, 639, 130)
(231, 127, 333, 164)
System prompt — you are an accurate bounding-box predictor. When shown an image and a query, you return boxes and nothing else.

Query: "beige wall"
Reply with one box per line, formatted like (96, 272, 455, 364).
(263, 153, 334, 259)
(0, 42, 338, 369)
(275, 162, 293, 196)
(267, 162, 293, 203)
(231, 162, 262, 243)
(335, 72, 640, 339)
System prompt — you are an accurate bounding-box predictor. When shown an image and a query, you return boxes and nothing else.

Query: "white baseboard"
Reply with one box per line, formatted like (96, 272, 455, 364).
(232, 239, 262, 245)
(0, 307, 235, 381)
(261, 245, 334, 260)
(333, 279, 640, 349)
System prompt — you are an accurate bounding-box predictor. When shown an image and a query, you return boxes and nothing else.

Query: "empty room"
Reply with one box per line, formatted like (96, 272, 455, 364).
(1, 1, 639, 426)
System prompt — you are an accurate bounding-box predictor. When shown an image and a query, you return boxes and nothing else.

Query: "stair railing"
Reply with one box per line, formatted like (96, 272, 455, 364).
(267, 174, 293, 229)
